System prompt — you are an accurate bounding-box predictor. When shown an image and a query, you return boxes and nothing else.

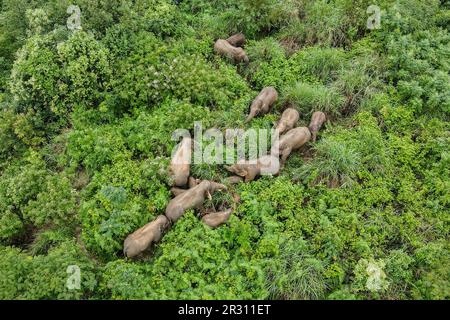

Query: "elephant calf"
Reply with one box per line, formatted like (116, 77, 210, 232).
(202, 209, 233, 228)
(246, 87, 278, 123)
(123, 215, 170, 258)
(275, 108, 299, 135)
(308, 111, 326, 142)
(169, 137, 192, 187)
(165, 180, 227, 223)
(272, 127, 311, 164)
(225, 155, 280, 182)
(214, 39, 249, 64)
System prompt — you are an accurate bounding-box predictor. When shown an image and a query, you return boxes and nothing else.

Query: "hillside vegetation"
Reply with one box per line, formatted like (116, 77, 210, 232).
(0, 0, 449, 300)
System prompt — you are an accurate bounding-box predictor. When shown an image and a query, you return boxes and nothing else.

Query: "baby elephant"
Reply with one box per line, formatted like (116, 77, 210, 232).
(308, 111, 326, 142)
(272, 127, 311, 164)
(226, 33, 246, 47)
(165, 180, 227, 223)
(246, 87, 278, 123)
(275, 108, 300, 135)
(225, 155, 280, 182)
(169, 137, 192, 187)
(123, 215, 170, 258)
(202, 209, 233, 228)
(214, 39, 249, 64)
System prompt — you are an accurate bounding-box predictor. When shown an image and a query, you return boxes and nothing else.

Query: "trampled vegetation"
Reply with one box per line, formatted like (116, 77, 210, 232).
(0, 0, 449, 300)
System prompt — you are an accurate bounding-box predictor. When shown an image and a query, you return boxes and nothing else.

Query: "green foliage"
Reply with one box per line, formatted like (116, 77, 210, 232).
(108, 32, 250, 112)
(9, 30, 111, 143)
(267, 239, 327, 299)
(282, 82, 346, 117)
(0, 0, 448, 301)
(0, 246, 29, 299)
(79, 158, 170, 260)
(0, 240, 97, 299)
(23, 174, 77, 228)
(299, 136, 362, 187)
(0, 109, 26, 168)
(377, 0, 450, 117)
(289, 47, 347, 84)
(0, 153, 78, 242)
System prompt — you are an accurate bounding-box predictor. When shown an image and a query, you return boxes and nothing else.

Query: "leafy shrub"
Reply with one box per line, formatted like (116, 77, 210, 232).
(108, 32, 250, 112)
(0, 109, 26, 168)
(23, 174, 77, 228)
(20, 240, 98, 299)
(0, 153, 79, 242)
(0, 246, 29, 299)
(412, 241, 450, 300)
(55, 31, 111, 113)
(143, 212, 268, 299)
(9, 31, 111, 142)
(65, 123, 130, 173)
(378, 1, 449, 117)
(80, 158, 170, 260)
(99, 259, 153, 299)
(0, 153, 48, 241)
(218, 0, 301, 38)
(0, 240, 97, 299)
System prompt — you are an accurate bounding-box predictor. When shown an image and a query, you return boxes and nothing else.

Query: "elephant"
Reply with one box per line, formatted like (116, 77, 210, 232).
(123, 215, 170, 258)
(202, 209, 233, 228)
(224, 155, 280, 182)
(245, 87, 278, 123)
(214, 39, 249, 64)
(165, 180, 227, 223)
(226, 33, 246, 47)
(169, 137, 192, 187)
(308, 111, 326, 142)
(271, 127, 311, 164)
(275, 108, 300, 135)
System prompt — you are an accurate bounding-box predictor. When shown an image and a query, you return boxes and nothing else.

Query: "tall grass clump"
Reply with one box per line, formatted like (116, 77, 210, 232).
(267, 239, 327, 300)
(289, 46, 347, 83)
(296, 136, 362, 187)
(282, 82, 345, 117)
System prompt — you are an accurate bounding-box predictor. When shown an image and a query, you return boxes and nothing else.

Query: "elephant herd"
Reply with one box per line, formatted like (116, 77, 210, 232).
(123, 34, 327, 259)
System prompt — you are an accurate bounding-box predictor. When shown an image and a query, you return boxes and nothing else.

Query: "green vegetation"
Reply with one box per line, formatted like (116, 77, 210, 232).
(0, 0, 449, 300)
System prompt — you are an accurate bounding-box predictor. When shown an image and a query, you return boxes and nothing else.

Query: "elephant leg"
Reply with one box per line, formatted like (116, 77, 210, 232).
(281, 147, 292, 165)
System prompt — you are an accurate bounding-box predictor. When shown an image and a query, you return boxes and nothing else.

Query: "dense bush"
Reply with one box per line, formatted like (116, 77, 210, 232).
(0, 240, 97, 299)
(79, 158, 170, 260)
(107, 32, 251, 112)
